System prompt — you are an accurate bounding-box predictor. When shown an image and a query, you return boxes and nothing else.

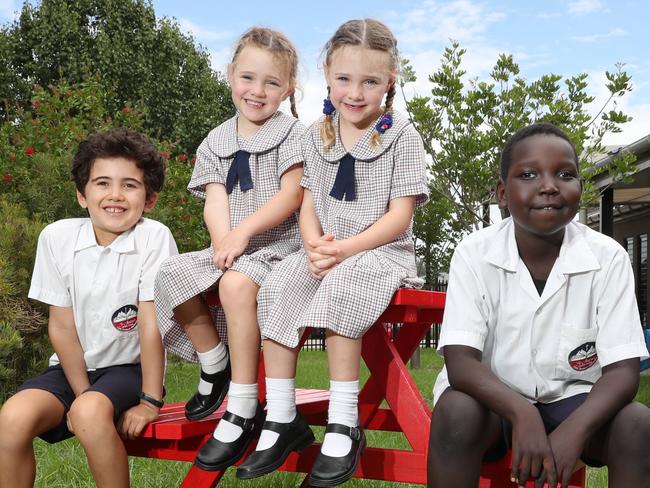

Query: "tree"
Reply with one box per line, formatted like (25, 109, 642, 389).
(0, 0, 235, 154)
(402, 42, 637, 286)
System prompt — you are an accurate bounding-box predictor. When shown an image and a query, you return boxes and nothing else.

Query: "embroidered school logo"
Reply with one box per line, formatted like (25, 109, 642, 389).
(111, 305, 138, 331)
(568, 342, 597, 371)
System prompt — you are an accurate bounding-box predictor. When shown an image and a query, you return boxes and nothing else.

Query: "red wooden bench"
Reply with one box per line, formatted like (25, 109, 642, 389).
(124, 288, 586, 487)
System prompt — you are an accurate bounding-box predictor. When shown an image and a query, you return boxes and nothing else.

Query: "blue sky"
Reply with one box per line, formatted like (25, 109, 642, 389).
(1, 0, 648, 146)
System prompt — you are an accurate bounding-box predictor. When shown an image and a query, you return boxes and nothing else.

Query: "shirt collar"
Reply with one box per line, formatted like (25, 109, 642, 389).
(73, 219, 137, 254)
(485, 218, 600, 274)
(309, 111, 411, 162)
(207, 111, 298, 158)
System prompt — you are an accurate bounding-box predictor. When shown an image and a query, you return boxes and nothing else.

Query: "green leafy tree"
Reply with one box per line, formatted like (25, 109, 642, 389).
(402, 42, 636, 285)
(0, 0, 235, 154)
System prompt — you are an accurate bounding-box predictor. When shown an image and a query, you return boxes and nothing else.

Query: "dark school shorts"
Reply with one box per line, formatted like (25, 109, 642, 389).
(484, 392, 604, 467)
(15, 363, 142, 444)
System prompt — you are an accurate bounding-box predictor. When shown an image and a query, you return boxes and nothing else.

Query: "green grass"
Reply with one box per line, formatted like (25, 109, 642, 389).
(22, 350, 650, 486)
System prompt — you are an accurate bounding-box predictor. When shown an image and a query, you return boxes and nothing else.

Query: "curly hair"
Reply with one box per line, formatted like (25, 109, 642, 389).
(72, 128, 165, 198)
(500, 122, 579, 180)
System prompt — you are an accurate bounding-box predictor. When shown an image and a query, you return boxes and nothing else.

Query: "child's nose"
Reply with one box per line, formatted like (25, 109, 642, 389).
(348, 84, 363, 99)
(251, 82, 266, 97)
(109, 186, 125, 199)
(539, 174, 559, 193)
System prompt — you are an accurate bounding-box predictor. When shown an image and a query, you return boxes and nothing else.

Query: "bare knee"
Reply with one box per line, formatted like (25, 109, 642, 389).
(607, 402, 650, 464)
(219, 271, 258, 309)
(0, 391, 63, 446)
(430, 389, 496, 454)
(68, 392, 115, 439)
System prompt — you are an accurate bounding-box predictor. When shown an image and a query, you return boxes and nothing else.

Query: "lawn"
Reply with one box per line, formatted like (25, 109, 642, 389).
(26, 349, 650, 487)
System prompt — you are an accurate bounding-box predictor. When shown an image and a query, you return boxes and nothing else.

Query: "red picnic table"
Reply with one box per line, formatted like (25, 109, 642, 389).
(124, 288, 586, 487)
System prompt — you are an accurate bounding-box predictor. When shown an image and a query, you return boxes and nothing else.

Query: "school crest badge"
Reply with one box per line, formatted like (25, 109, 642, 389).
(568, 341, 597, 371)
(111, 305, 138, 331)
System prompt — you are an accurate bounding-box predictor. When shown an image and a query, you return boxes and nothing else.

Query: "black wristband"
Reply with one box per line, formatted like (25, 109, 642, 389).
(140, 392, 164, 408)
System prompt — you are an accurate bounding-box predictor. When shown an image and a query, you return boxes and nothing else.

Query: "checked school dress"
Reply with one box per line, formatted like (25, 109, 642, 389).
(258, 111, 429, 348)
(155, 111, 304, 361)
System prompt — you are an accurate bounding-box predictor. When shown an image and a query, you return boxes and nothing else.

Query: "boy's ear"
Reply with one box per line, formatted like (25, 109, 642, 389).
(496, 178, 507, 210)
(76, 189, 88, 209)
(143, 192, 158, 213)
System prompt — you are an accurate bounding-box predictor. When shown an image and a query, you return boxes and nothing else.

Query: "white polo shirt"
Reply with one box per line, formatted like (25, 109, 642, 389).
(28, 218, 178, 370)
(433, 218, 648, 404)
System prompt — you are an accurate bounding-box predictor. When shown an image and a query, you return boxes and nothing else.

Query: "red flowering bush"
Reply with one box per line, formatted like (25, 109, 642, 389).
(3, 175, 12, 182)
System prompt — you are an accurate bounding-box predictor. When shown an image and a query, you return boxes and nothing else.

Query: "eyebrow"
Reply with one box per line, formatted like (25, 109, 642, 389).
(91, 176, 143, 184)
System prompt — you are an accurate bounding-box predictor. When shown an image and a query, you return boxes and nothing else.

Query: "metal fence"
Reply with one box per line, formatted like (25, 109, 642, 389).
(301, 279, 446, 352)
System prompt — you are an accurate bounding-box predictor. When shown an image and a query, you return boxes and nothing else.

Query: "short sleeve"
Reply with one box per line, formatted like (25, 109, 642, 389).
(138, 225, 179, 301)
(188, 137, 226, 199)
(299, 142, 312, 191)
(389, 127, 429, 206)
(277, 121, 305, 177)
(437, 244, 490, 355)
(28, 225, 72, 307)
(595, 248, 649, 366)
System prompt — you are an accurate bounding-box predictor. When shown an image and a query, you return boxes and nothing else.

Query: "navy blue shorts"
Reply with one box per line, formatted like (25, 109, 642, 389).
(484, 393, 603, 467)
(15, 363, 142, 444)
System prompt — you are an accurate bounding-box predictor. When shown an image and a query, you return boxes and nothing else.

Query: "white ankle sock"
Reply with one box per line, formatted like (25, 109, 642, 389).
(212, 382, 257, 443)
(196, 342, 228, 395)
(321, 380, 359, 457)
(256, 377, 296, 451)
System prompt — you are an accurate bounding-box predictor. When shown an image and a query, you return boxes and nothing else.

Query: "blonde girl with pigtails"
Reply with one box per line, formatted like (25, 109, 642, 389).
(154, 27, 305, 471)
(236, 19, 429, 486)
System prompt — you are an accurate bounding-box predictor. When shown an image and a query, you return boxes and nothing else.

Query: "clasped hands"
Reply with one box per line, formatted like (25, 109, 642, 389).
(306, 234, 351, 280)
(212, 227, 251, 271)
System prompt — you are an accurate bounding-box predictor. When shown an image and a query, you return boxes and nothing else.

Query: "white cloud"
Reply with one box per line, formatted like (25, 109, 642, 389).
(567, 0, 605, 15)
(572, 27, 627, 43)
(179, 18, 232, 43)
(387, 0, 506, 49)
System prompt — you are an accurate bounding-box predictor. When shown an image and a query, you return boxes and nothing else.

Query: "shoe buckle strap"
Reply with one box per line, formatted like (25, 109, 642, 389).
(348, 426, 361, 441)
(325, 423, 361, 441)
(222, 411, 255, 432)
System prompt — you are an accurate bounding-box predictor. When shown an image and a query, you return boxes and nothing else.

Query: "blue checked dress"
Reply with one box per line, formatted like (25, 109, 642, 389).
(258, 111, 429, 347)
(155, 111, 304, 361)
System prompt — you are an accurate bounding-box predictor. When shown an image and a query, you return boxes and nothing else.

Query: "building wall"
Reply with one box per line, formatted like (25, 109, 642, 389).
(614, 213, 650, 327)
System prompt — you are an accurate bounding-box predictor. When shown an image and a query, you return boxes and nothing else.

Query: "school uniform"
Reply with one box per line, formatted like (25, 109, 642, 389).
(433, 217, 649, 405)
(18, 217, 177, 442)
(155, 111, 304, 361)
(258, 111, 429, 348)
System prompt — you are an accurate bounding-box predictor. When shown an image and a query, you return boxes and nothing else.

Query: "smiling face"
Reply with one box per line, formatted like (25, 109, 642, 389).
(227, 45, 293, 136)
(77, 156, 157, 246)
(497, 134, 582, 242)
(325, 46, 395, 131)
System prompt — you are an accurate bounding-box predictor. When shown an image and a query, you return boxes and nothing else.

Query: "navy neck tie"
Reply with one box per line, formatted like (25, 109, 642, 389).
(329, 153, 356, 201)
(225, 150, 253, 194)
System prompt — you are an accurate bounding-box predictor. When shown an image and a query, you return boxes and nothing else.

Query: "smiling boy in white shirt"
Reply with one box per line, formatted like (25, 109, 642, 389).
(0, 129, 177, 488)
(428, 123, 650, 488)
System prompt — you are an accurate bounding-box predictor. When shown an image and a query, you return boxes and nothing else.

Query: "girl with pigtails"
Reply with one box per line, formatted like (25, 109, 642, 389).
(154, 27, 305, 471)
(236, 18, 429, 487)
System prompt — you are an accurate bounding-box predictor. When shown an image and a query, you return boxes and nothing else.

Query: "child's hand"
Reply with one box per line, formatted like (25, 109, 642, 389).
(510, 406, 558, 488)
(117, 402, 159, 440)
(307, 235, 351, 265)
(547, 424, 586, 488)
(213, 228, 250, 270)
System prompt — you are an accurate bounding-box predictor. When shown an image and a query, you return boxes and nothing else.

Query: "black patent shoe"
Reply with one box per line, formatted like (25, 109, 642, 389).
(309, 424, 366, 487)
(185, 362, 231, 420)
(194, 404, 264, 471)
(236, 411, 315, 479)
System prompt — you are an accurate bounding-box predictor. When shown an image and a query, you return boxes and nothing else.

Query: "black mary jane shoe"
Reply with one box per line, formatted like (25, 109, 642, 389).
(308, 424, 366, 487)
(194, 405, 264, 471)
(236, 411, 315, 479)
(185, 362, 231, 421)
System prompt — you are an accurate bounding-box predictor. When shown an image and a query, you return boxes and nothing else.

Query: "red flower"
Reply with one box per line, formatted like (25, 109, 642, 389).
(32, 101, 43, 109)
(178, 153, 187, 162)
(25, 146, 35, 156)
(160, 151, 170, 159)
(3, 174, 13, 182)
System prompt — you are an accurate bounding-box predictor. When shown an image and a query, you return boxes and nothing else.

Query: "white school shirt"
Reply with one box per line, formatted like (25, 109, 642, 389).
(29, 218, 178, 370)
(433, 218, 648, 405)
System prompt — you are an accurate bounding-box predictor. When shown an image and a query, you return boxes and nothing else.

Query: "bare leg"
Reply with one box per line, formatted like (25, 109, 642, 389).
(174, 295, 221, 352)
(68, 391, 128, 488)
(263, 339, 300, 379)
(0, 389, 65, 488)
(325, 331, 361, 381)
(427, 389, 503, 488)
(219, 270, 260, 384)
(583, 401, 650, 488)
